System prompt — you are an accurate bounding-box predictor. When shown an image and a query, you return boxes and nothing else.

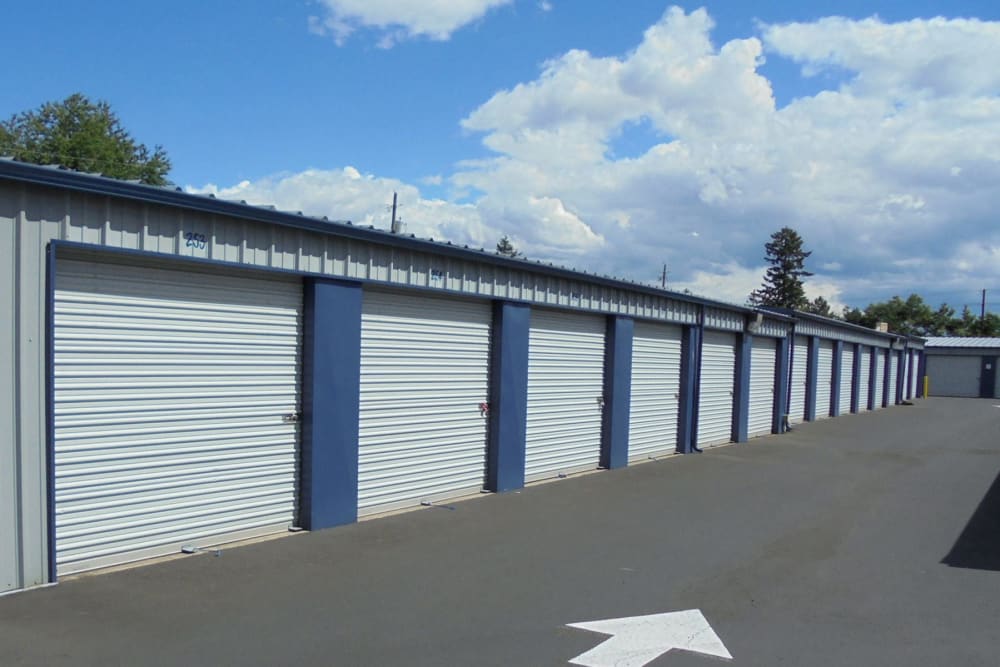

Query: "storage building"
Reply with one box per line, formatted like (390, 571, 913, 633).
(923, 338, 1000, 398)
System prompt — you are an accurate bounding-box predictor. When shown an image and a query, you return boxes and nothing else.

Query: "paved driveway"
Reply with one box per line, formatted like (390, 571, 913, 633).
(2, 398, 998, 666)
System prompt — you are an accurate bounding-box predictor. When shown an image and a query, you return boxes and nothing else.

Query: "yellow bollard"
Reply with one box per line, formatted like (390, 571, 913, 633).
(923, 375, 929, 399)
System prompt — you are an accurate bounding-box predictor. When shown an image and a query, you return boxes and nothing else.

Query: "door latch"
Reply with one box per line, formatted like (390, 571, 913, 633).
(282, 412, 302, 423)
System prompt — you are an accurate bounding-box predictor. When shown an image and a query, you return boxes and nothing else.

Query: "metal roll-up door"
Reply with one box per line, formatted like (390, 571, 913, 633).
(887, 353, 899, 405)
(525, 310, 606, 481)
(873, 350, 886, 408)
(628, 322, 682, 461)
(839, 345, 854, 413)
(911, 352, 921, 398)
(697, 331, 736, 447)
(815, 340, 834, 419)
(788, 336, 808, 424)
(858, 349, 872, 411)
(54, 259, 302, 576)
(358, 290, 491, 515)
(901, 352, 910, 400)
(925, 355, 980, 397)
(748, 337, 776, 438)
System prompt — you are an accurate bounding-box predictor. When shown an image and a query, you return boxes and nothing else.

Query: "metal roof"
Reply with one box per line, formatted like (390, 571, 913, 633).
(924, 337, 1000, 348)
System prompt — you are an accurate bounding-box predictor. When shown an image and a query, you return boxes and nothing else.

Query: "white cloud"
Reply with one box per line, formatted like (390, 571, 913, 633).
(309, 0, 513, 46)
(204, 8, 1000, 310)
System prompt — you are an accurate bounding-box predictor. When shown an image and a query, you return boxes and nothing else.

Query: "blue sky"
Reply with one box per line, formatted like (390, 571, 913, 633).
(4, 1, 1000, 313)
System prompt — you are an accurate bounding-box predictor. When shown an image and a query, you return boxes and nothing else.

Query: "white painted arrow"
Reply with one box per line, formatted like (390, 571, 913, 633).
(567, 609, 732, 666)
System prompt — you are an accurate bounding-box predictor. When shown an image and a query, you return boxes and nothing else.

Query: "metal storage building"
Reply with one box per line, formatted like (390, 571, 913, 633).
(0, 160, 922, 593)
(923, 338, 1000, 398)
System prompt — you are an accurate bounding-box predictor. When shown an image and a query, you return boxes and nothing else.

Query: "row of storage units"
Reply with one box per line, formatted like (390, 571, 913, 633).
(0, 159, 925, 593)
(50, 254, 924, 577)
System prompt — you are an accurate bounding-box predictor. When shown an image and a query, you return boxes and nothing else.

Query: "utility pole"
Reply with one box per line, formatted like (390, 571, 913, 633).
(389, 192, 403, 234)
(660, 264, 668, 288)
(982, 288, 987, 320)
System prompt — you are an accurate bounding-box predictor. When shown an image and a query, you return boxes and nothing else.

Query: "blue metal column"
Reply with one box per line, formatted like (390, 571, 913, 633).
(677, 324, 701, 454)
(601, 316, 633, 469)
(300, 278, 362, 530)
(805, 336, 819, 421)
(831, 340, 843, 416)
(896, 350, 906, 404)
(486, 301, 530, 492)
(773, 335, 790, 434)
(905, 350, 915, 400)
(850, 343, 861, 413)
(733, 332, 752, 443)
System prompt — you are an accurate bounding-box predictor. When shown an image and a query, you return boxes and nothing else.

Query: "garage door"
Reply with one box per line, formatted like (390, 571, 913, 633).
(839, 345, 854, 414)
(858, 348, 872, 411)
(887, 352, 899, 405)
(911, 352, 921, 398)
(926, 355, 980, 397)
(788, 336, 808, 424)
(873, 350, 886, 408)
(815, 340, 834, 419)
(748, 337, 776, 438)
(358, 291, 491, 515)
(628, 321, 682, 461)
(53, 258, 301, 576)
(525, 310, 606, 481)
(698, 331, 736, 447)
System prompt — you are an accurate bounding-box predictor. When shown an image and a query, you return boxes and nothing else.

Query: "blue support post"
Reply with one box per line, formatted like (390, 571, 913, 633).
(896, 350, 905, 404)
(300, 278, 362, 530)
(733, 333, 752, 443)
(773, 336, 789, 433)
(882, 349, 892, 408)
(850, 343, 861, 413)
(601, 316, 633, 469)
(831, 341, 843, 416)
(906, 350, 915, 400)
(486, 301, 530, 492)
(805, 336, 819, 421)
(677, 325, 701, 454)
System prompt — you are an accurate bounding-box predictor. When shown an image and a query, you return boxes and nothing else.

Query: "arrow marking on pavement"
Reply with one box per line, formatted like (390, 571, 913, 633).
(567, 609, 732, 666)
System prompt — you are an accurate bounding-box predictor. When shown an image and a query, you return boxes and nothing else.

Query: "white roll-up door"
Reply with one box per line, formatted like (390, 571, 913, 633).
(748, 337, 776, 438)
(887, 352, 899, 405)
(358, 291, 491, 515)
(628, 322, 682, 461)
(815, 340, 834, 419)
(901, 352, 910, 399)
(698, 331, 736, 447)
(910, 352, 920, 398)
(53, 258, 302, 576)
(858, 348, 872, 411)
(873, 350, 886, 408)
(839, 345, 854, 413)
(788, 336, 808, 424)
(525, 310, 606, 481)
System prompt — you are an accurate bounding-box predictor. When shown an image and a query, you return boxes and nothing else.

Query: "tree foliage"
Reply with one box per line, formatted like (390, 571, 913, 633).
(748, 227, 813, 309)
(0, 93, 171, 185)
(496, 235, 521, 258)
(803, 295, 834, 318)
(842, 294, 1000, 337)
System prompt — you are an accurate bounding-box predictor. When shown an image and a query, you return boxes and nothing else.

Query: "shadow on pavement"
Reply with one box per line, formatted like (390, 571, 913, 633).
(943, 471, 1000, 571)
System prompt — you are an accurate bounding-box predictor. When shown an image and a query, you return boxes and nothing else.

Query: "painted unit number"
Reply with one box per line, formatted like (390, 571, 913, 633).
(184, 232, 207, 249)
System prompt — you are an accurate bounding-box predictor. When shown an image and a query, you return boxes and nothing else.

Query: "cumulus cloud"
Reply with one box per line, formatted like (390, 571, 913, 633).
(204, 7, 1000, 308)
(309, 0, 513, 46)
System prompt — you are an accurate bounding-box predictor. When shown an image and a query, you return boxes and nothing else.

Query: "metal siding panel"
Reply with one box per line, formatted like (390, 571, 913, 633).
(873, 351, 886, 408)
(628, 322, 682, 460)
(53, 259, 302, 575)
(525, 310, 606, 480)
(789, 336, 808, 424)
(840, 346, 854, 411)
(748, 338, 776, 437)
(925, 355, 980, 397)
(858, 349, 872, 411)
(0, 188, 18, 591)
(358, 291, 491, 514)
(697, 331, 736, 447)
(815, 341, 834, 419)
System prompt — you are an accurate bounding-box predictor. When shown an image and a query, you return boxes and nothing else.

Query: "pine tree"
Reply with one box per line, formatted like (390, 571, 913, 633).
(748, 227, 813, 309)
(496, 235, 521, 258)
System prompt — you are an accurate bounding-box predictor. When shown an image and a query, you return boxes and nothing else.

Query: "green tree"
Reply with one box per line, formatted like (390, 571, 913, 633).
(748, 227, 813, 309)
(0, 93, 171, 185)
(803, 295, 835, 318)
(949, 307, 1000, 337)
(843, 294, 954, 336)
(496, 235, 521, 258)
